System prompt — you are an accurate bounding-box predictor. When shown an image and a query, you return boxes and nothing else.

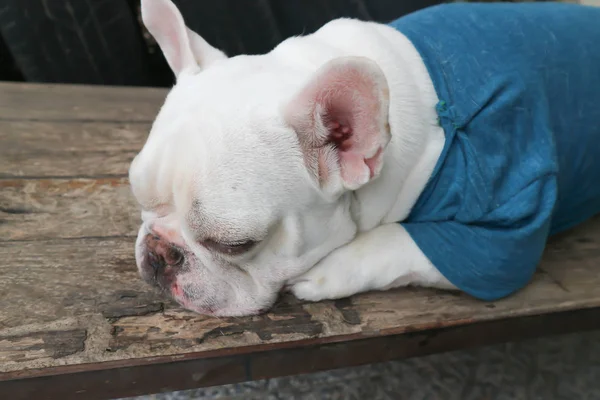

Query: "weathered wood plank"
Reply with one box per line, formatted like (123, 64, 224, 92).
(1, 121, 149, 153)
(3, 308, 600, 400)
(0, 330, 87, 364)
(0, 82, 166, 122)
(1, 151, 137, 179)
(0, 237, 145, 329)
(0, 120, 149, 178)
(0, 178, 139, 241)
(0, 216, 599, 377)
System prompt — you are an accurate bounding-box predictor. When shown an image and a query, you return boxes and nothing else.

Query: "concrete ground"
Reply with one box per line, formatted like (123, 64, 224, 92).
(125, 329, 600, 400)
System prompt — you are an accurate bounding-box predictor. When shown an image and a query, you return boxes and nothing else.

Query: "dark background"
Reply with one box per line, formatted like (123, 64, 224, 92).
(0, 0, 451, 87)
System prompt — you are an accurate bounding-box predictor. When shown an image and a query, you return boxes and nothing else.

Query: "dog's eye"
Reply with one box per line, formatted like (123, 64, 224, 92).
(201, 239, 257, 255)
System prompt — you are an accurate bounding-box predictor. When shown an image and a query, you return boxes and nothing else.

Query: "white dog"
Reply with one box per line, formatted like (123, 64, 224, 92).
(129, 0, 600, 316)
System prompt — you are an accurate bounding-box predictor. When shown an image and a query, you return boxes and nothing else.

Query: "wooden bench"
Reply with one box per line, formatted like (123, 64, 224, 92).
(1, 82, 599, 400)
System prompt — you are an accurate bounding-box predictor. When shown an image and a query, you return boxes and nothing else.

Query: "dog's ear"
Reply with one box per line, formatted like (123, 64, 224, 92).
(284, 56, 391, 196)
(141, 0, 227, 77)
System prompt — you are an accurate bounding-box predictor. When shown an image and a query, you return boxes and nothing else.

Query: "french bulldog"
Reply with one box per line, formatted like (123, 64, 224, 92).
(129, 0, 600, 316)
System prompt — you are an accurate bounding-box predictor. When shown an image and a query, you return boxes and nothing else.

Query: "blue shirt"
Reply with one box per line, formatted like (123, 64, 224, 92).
(389, 3, 600, 300)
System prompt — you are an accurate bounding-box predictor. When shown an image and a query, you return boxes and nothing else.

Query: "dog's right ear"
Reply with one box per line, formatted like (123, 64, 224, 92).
(141, 0, 227, 77)
(284, 56, 391, 197)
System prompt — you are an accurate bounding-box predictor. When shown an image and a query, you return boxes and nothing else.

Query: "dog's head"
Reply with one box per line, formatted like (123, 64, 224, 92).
(129, 0, 391, 316)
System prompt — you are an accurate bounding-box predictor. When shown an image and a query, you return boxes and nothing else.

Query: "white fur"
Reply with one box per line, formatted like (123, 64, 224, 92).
(130, 0, 453, 316)
(290, 223, 455, 301)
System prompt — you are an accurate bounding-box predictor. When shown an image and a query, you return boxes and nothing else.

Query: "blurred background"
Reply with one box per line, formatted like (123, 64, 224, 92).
(0, 0, 546, 88)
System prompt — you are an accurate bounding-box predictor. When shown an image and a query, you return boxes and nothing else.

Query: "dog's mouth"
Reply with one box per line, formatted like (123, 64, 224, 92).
(148, 267, 206, 312)
(150, 270, 272, 317)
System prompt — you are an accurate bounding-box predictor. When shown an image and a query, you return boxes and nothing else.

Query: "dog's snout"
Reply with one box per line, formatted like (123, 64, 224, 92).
(144, 234, 184, 273)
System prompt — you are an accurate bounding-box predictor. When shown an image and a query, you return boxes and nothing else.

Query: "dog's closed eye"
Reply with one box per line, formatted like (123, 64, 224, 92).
(201, 239, 257, 255)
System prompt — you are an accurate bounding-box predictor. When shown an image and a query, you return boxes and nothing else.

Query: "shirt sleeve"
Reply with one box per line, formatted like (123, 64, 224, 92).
(401, 175, 557, 301)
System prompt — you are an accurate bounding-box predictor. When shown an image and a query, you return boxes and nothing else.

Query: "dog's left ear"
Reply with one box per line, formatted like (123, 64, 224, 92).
(284, 56, 391, 196)
(141, 0, 227, 77)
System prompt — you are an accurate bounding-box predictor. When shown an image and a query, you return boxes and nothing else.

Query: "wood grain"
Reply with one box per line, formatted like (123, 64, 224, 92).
(0, 237, 145, 329)
(0, 82, 166, 122)
(0, 120, 150, 178)
(0, 178, 139, 241)
(0, 329, 87, 364)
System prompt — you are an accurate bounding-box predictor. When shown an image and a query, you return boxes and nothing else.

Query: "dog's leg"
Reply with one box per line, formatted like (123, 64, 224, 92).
(290, 223, 455, 301)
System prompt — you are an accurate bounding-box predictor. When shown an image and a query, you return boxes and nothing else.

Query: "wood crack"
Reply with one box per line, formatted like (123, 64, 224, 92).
(538, 267, 570, 293)
(0, 206, 39, 215)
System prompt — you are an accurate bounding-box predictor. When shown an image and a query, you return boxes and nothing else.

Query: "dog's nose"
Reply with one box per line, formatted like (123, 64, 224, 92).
(144, 233, 184, 273)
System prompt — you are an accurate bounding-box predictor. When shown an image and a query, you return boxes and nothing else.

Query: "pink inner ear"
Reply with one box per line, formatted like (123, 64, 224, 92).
(325, 118, 377, 183)
(287, 57, 390, 191)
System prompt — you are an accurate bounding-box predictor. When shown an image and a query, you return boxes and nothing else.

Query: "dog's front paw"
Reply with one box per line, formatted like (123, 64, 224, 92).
(289, 274, 345, 302)
(289, 249, 360, 302)
(289, 279, 330, 302)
